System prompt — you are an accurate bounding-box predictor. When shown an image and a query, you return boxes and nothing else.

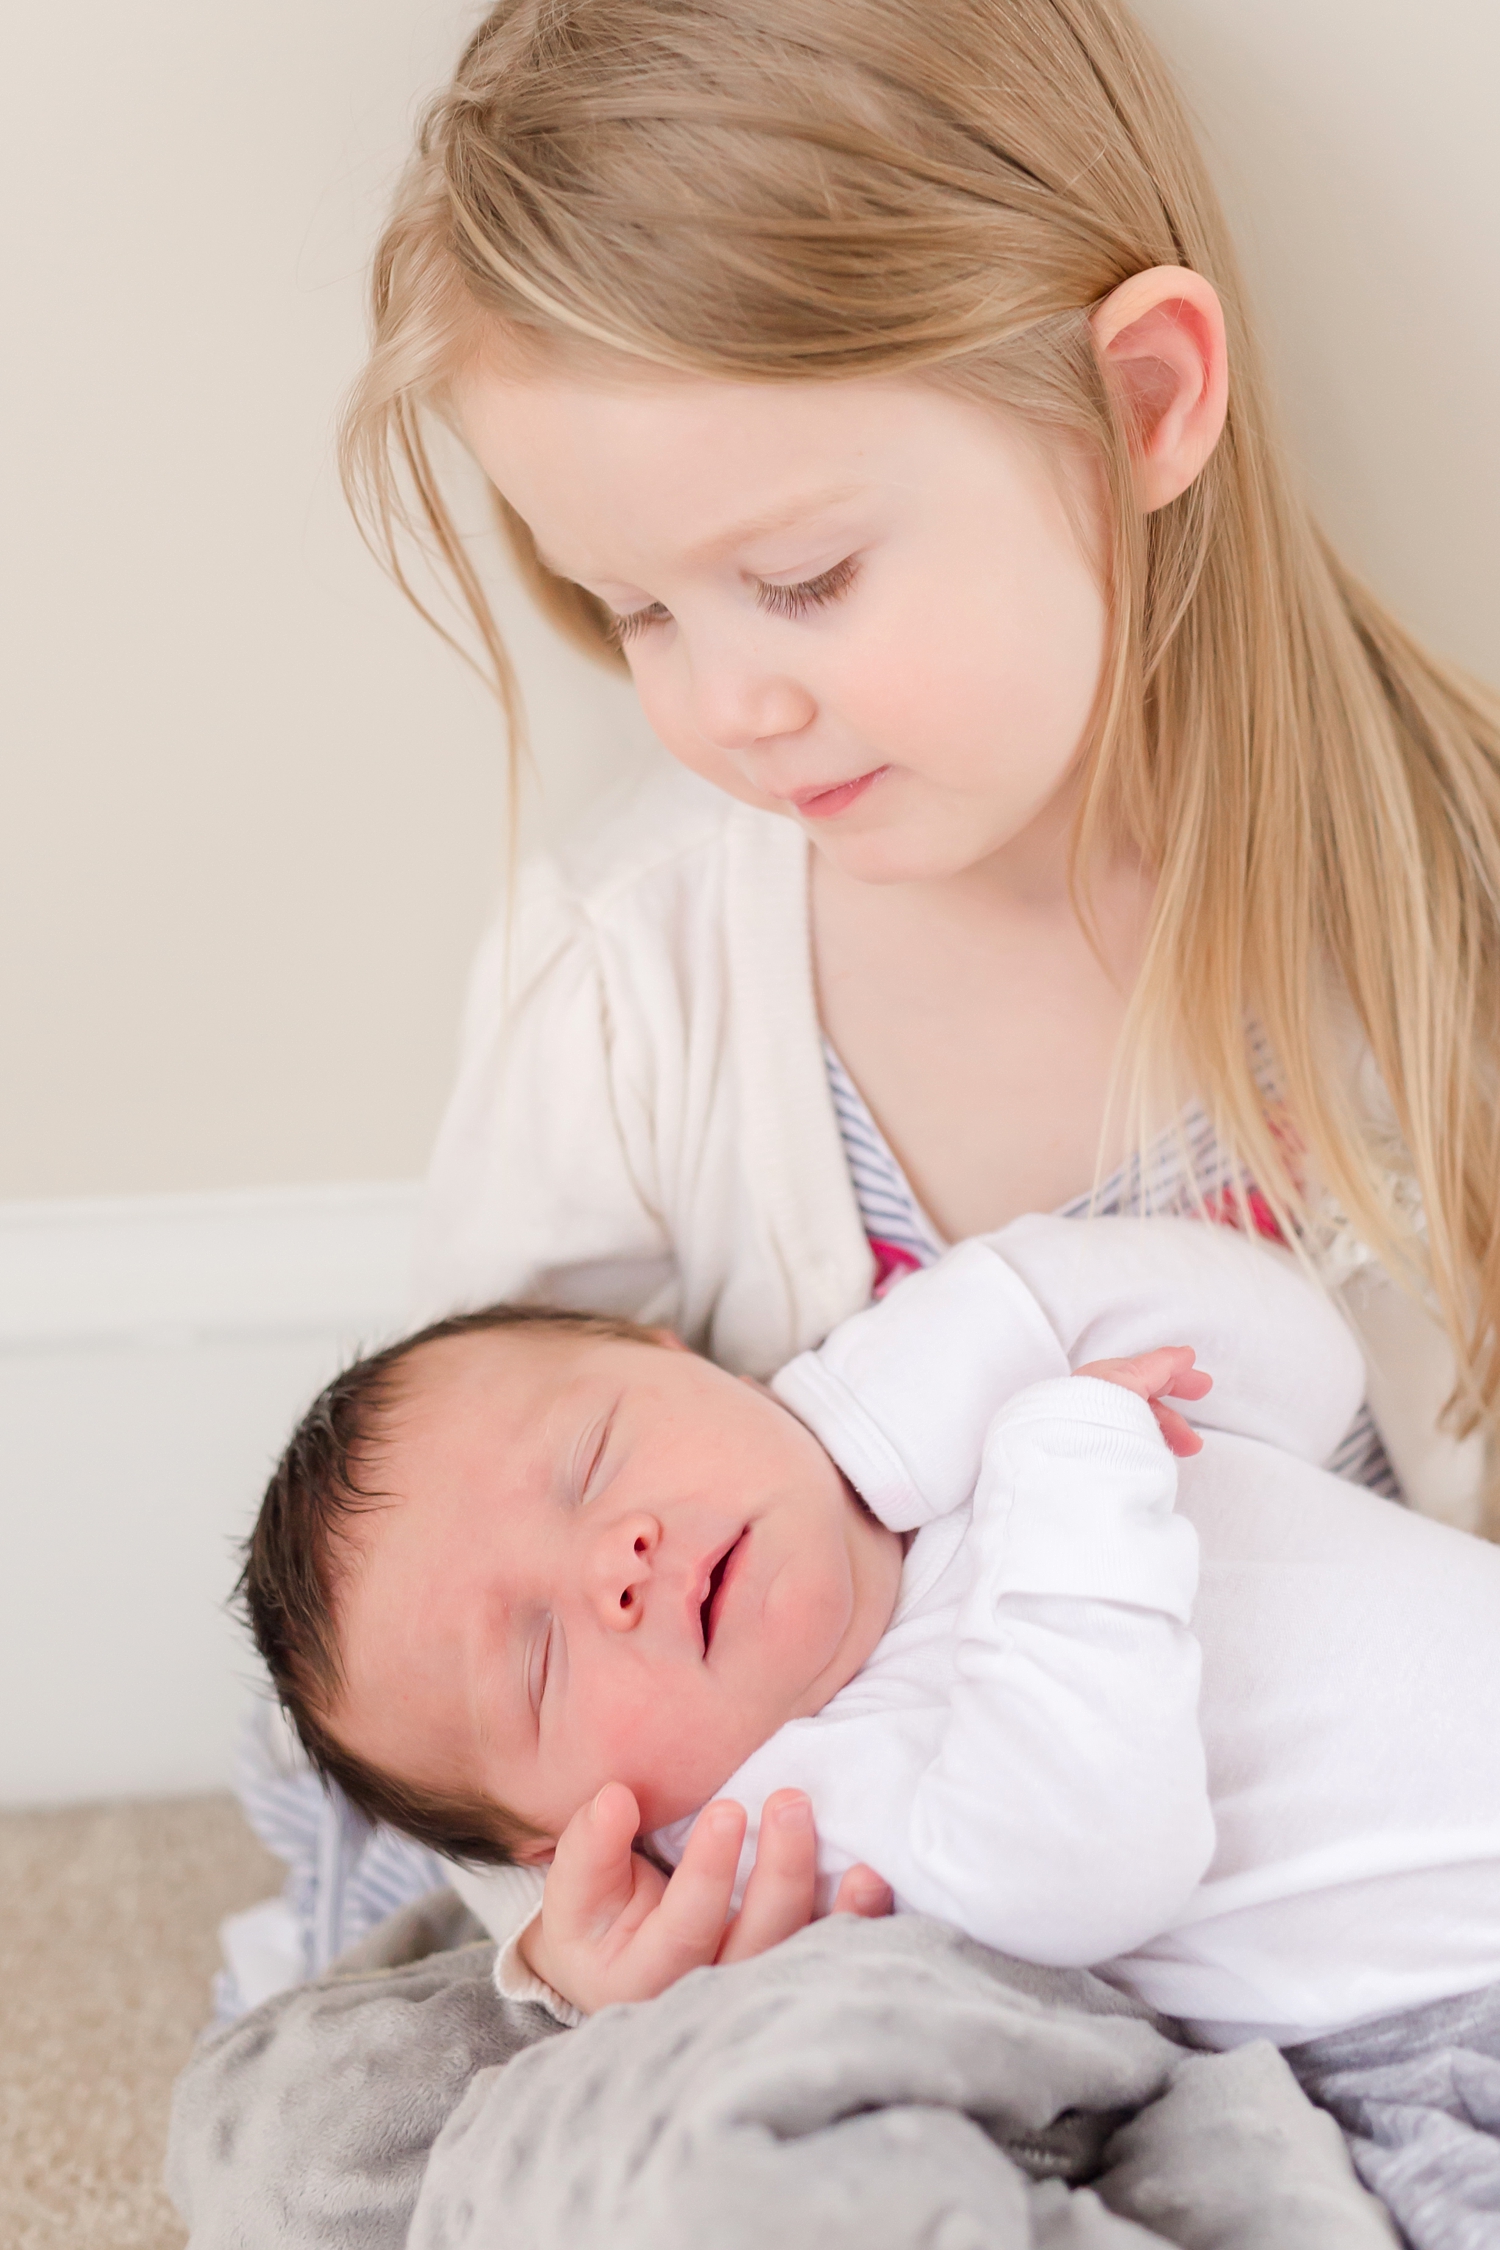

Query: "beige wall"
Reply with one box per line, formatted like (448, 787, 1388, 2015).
(4, 0, 1496, 1199)
(0, 0, 654, 1199)
(1136, 0, 1500, 682)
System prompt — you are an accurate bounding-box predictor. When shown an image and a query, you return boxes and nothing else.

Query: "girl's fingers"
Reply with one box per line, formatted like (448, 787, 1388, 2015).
(633, 1798, 747, 1979)
(544, 1781, 643, 1940)
(830, 1863, 894, 1919)
(716, 1789, 818, 1964)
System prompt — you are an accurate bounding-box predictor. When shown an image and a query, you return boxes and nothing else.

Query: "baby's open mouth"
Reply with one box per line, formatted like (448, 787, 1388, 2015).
(699, 1533, 744, 1655)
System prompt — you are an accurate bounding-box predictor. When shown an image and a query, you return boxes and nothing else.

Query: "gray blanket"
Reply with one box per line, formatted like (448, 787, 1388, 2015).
(169, 1898, 1396, 2249)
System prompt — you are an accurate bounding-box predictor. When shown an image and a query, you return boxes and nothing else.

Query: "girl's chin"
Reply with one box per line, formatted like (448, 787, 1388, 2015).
(812, 826, 999, 887)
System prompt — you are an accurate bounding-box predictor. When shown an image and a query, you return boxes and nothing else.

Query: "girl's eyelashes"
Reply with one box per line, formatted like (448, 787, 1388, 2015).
(604, 553, 860, 644)
(755, 553, 860, 620)
(607, 599, 671, 647)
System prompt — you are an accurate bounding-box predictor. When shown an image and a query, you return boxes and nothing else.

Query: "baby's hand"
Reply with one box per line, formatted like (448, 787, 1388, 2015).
(1073, 1344, 1212, 1457)
(519, 1782, 892, 2015)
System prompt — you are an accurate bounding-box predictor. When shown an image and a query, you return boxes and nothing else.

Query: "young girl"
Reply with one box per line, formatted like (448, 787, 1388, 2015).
(231, 0, 1500, 2059)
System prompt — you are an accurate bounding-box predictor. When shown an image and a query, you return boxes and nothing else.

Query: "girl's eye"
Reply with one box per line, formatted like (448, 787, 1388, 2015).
(605, 555, 859, 646)
(756, 554, 860, 620)
(607, 600, 672, 647)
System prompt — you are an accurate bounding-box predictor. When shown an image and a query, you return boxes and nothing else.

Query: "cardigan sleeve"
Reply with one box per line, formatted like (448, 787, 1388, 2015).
(409, 853, 681, 1333)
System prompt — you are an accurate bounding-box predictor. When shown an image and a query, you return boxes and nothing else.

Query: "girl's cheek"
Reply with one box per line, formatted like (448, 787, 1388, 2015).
(631, 666, 785, 810)
(624, 654, 690, 763)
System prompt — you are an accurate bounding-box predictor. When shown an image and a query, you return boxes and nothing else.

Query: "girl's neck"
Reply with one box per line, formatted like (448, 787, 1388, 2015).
(809, 798, 1159, 1241)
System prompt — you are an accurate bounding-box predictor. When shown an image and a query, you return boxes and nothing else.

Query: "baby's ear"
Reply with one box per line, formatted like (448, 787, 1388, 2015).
(648, 1327, 690, 1353)
(511, 1834, 557, 1867)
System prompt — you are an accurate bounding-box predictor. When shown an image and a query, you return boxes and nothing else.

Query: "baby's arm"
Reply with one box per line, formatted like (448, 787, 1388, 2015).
(773, 1215, 1367, 1527)
(515, 1784, 891, 2018)
(897, 1363, 1216, 1966)
(994, 1212, 1367, 1465)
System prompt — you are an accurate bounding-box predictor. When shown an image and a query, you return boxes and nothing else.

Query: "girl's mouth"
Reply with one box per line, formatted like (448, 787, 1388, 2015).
(699, 1531, 746, 1655)
(788, 767, 890, 820)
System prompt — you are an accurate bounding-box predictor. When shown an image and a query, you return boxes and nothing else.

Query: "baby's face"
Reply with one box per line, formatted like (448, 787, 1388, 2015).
(327, 1329, 902, 1851)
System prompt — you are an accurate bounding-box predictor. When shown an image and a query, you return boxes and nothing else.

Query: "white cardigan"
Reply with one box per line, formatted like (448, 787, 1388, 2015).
(413, 759, 1484, 1530)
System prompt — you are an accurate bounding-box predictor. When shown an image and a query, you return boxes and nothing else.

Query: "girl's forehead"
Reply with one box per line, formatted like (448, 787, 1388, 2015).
(455, 360, 1030, 570)
(460, 354, 963, 459)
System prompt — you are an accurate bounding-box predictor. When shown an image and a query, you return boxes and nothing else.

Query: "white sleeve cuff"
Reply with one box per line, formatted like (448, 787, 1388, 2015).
(492, 1905, 583, 2028)
(980, 1376, 1199, 1621)
(771, 1241, 1070, 1530)
(440, 1857, 547, 1948)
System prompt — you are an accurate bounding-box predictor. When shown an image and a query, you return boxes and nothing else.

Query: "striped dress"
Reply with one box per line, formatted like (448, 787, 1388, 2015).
(224, 1046, 1398, 2016)
(824, 1043, 1399, 1498)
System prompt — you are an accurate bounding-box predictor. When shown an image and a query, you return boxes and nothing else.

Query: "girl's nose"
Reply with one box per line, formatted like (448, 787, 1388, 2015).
(589, 1513, 662, 1632)
(686, 646, 816, 756)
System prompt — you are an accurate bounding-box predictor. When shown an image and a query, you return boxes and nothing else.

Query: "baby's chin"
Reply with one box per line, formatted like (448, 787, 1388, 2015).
(628, 1722, 789, 1832)
(630, 1766, 742, 1836)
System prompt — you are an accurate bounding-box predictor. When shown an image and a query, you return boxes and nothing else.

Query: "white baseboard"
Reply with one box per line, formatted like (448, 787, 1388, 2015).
(0, 1181, 423, 1808)
(0, 1179, 422, 1350)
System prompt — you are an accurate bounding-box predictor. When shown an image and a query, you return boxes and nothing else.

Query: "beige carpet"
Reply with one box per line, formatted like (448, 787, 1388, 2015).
(0, 1795, 282, 2250)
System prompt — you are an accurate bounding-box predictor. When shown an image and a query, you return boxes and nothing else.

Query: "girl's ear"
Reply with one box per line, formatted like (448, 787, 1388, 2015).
(1090, 266, 1229, 512)
(512, 1834, 557, 1867)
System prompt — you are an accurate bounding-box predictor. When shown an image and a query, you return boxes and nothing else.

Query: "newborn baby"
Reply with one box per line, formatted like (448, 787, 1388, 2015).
(243, 1215, 1500, 2052)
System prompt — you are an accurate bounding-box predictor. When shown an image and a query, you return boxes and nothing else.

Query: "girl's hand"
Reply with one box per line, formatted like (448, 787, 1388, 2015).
(518, 1781, 892, 2015)
(1073, 1344, 1212, 1458)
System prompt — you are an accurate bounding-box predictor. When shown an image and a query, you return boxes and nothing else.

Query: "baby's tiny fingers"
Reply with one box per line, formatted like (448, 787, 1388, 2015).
(830, 1863, 893, 1919)
(717, 1790, 818, 1963)
(546, 1782, 642, 1937)
(1151, 1400, 1204, 1457)
(637, 1799, 747, 1977)
(1136, 1344, 1202, 1392)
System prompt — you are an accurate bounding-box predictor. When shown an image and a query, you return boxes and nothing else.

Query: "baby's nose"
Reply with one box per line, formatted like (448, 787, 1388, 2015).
(590, 1513, 661, 1631)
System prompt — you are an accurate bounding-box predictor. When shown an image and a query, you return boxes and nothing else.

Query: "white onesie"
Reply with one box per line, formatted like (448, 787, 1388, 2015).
(644, 1215, 1500, 2049)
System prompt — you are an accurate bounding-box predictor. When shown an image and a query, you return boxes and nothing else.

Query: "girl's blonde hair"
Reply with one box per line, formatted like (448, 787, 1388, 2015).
(343, 0, 1500, 1492)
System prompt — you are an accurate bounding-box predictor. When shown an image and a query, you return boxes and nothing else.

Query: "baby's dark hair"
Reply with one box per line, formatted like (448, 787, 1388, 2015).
(237, 1300, 666, 1865)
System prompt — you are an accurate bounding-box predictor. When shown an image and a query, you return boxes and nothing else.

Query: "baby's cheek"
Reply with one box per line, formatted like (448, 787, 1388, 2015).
(591, 1670, 683, 1781)
(593, 1675, 734, 1827)
(767, 1558, 853, 1673)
